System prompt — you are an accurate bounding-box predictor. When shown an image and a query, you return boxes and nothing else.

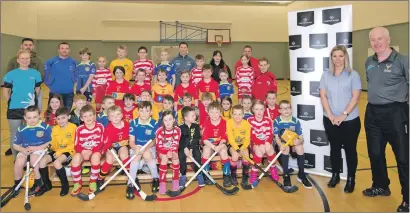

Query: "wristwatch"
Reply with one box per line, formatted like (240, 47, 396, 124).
(343, 111, 349, 116)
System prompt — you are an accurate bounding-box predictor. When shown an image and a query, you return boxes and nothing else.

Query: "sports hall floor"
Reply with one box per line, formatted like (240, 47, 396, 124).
(0, 80, 401, 212)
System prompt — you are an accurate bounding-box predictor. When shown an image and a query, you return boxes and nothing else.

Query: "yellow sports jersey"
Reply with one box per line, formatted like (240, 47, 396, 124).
(51, 123, 76, 156)
(177, 109, 183, 125)
(226, 119, 251, 150)
(132, 104, 160, 121)
(151, 83, 174, 111)
(110, 58, 133, 81)
(222, 109, 232, 121)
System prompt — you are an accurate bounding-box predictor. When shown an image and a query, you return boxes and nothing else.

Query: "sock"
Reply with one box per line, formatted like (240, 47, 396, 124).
(34, 178, 43, 187)
(201, 158, 210, 172)
(281, 154, 289, 175)
(159, 164, 168, 183)
(122, 157, 131, 170)
(128, 160, 139, 185)
(221, 159, 230, 175)
(297, 154, 305, 177)
(267, 154, 276, 167)
(71, 165, 82, 185)
(147, 160, 159, 179)
(90, 164, 100, 183)
(99, 161, 113, 180)
(172, 163, 180, 181)
(230, 160, 238, 175)
(250, 167, 258, 183)
(242, 161, 250, 175)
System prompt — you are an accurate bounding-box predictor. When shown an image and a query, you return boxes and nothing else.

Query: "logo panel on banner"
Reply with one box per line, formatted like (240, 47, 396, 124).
(297, 11, 314, 27)
(324, 155, 343, 173)
(322, 8, 342, 25)
(323, 57, 330, 72)
(310, 129, 329, 147)
(297, 104, 315, 121)
(309, 81, 320, 97)
(290, 81, 302, 96)
(309, 33, 328, 49)
(336, 32, 353, 48)
(304, 153, 316, 169)
(289, 35, 302, 50)
(297, 57, 315, 73)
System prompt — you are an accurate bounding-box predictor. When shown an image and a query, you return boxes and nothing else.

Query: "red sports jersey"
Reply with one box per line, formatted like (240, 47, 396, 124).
(74, 123, 105, 153)
(133, 59, 154, 85)
(202, 119, 227, 145)
(174, 83, 197, 110)
(252, 72, 277, 101)
(197, 79, 220, 102)
(155, 126, 181, 155)
(122, 105, 135, 123)
(130, 82, 151, 101)
(235, 57, 260, 77)
(198, 103, 210, 127)
(103, 121, 129, 152)
(105, 80, 131, 107)
(92, 68, 112, 93)
(247, 116, 273, 145)
(264, 105, 280, 121)
(44, 112, 57, 126)
(236, 66, 255, 98)
(190, 67, 203, 87)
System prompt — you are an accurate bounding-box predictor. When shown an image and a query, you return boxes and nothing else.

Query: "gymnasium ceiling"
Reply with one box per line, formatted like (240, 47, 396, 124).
(109, 0, 294, 6)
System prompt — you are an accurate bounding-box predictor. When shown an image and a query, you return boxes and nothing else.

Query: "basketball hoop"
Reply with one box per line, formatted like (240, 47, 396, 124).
(216, 40, 223, 47)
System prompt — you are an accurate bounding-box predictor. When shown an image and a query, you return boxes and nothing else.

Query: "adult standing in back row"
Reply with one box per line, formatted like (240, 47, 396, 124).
(171, 42, 196, 87)
(363, 27, 409, 212)
(44, 42, 78, 110)
(235, 45, 260, 77)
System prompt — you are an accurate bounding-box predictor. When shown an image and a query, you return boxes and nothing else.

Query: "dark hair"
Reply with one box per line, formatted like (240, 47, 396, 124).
(157, 69, 167, 75)
(113, 66, 126, 75)
(195, 54, 204, 60)
(279, 100, 291, 107)
(58, 42, 70, 49)
(259, 57, 269, 64)
(202, 64, 212, 71)
(138, 101, 152, 110)
(244, 45, 252, 50)
(46, 94, 64, 123)
(24, 105, 40, 115)
(80, 105, 96, 117)
(136, 68, 146, 74)
(181, 106, 195, 120)
(221, 96, 232, 106)
(21, 38, 34, 44)
(179, 42, 188, 47)
(164, 95, 174, 103)
(138, 46, 148, 53)
(56, 107, 70, 117)
(210, 50, 227, 68)
(181, 70, 190, 76)
(183, 92, 193, 100)
(266, 91, 277, 98)
(123, 93, 136, 102)
(161, 110, 177, 144)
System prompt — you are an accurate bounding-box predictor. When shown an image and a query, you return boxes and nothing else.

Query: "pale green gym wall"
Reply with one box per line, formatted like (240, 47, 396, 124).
(2, 23, 408, 90)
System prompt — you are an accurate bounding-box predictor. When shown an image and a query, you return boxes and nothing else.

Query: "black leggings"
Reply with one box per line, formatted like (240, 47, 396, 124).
(323, 116, 361, 177)
(179, 145, 202, 176)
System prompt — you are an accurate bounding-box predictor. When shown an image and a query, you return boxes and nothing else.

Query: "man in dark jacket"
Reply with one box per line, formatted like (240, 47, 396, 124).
(170, 42, 196, 87)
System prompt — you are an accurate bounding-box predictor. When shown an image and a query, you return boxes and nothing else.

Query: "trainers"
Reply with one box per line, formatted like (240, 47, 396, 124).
(204, 175, 213, 185)
(81, 167, 90, 175)
(197, 174, 205, 187)
(151, 178, 159, 193)
(270, 166, 279, 182)
(297, 175, 313, 189)
(97, 179, 105, 192)
(362, 187, 391, 197)
(179, 175, 187, 188)
(71, 183, 82, 196)
(397, 201, 409, 212)
(126, 184, 135, 200)
(241, 174, 249, 186)
(223, 174, 232, 187)
(89, 182, 97, 194)
(35, 185, 48, 197)
(28, 184, 41, 197)
(283, 174, 291, 187)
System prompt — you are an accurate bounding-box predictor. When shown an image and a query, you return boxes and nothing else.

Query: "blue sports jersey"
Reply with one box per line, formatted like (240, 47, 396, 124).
(129, 118, 158, 146)
(44, 56, 78, 94)
(154, 62, 176, 84)
(75, 61, 96, 92)
(14, 121, 52, 148)
(219, 82, 234, 99)
(243, 112, 253, 120)
(2, 68, 42, 109)
(97, 111, 109, 127)
(273, 116, 303, 136)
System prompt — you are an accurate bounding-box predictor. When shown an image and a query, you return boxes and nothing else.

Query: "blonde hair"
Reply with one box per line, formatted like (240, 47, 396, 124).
(16, 49, 31, 58)
(329, 45, 352, 75)
(118, 45, 127, 51)
(97, 56, 107, 62)
(107, 105, 123, 115)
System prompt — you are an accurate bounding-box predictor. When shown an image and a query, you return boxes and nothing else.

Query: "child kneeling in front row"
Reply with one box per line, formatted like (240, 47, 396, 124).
(13, 106, 52, 198)
(274, 100, 312, 189)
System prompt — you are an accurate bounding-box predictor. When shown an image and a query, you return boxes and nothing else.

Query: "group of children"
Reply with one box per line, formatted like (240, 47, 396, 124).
(11, 45, 313, 201)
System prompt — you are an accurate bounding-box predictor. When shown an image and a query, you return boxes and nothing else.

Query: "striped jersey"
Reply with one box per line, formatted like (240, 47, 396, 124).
(235, 66, 255, 96)
(190, 67, 203, 87)
(247, 116, 273, 145)
(74, 123, 105, 152)
(92, 68, 112, 91)
(155, 126, 181, 154)
(133, 59, 154, 85)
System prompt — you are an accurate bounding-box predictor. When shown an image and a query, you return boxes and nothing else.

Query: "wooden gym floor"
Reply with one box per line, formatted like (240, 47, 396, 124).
(0, 80, 402, 212)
